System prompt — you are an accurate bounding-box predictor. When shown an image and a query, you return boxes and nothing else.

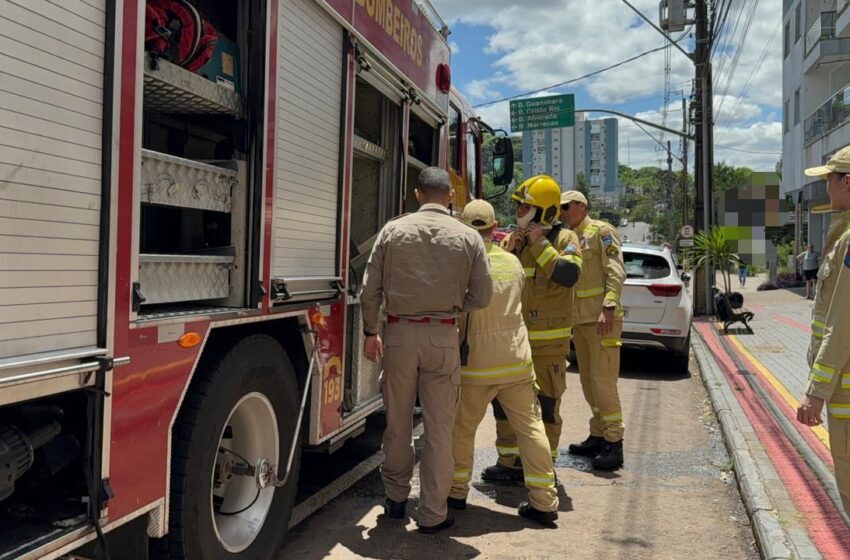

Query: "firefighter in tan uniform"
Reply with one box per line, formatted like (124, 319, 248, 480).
(450, 200, 559, 525)
(795, 147, 850, 515)
(360, 167, 493, 533)
(560, 190, 627, 470)
(481, 176, 583, 482)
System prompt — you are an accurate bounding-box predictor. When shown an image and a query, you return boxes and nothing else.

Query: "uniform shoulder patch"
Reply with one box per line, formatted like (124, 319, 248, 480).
(561, 243, 578, 255)
(601, 234, 614, 246)
(606, 245, 619, 257)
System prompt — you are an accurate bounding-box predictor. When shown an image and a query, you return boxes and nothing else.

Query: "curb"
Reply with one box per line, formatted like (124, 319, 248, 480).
(691, 329, 816, 560)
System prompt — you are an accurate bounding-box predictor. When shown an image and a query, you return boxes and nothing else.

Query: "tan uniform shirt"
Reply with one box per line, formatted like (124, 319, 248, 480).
(461, 242, 533, 386)
(571, 216, 627, 326)
(360, 203, 493, 335)
(806, 211, 850, 401)
(501, 225, 582, 351)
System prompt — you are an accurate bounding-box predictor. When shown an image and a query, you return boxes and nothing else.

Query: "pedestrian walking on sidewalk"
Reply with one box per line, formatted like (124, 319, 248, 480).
(738, 258, 748, 288)
(561, 191, 628, 470)
(796, 243, 821, 299)
(480, 176, 582, 482)
(450, 200, 559, 526)
(795, 146, 850, 515)
(360, 167, 493, 533)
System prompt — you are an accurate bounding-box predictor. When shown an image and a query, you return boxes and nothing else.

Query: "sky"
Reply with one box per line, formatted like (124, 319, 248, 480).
(429, 0, 783, 172)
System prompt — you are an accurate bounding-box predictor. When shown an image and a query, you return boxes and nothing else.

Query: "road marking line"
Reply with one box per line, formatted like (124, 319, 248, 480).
(727, 334, 831, 450)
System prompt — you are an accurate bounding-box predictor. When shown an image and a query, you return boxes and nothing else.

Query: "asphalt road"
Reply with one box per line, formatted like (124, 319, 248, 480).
(284, 347, 759, 560)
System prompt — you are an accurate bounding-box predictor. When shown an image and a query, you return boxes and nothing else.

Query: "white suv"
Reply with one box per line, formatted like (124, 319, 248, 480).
(620, 244, 692, 373)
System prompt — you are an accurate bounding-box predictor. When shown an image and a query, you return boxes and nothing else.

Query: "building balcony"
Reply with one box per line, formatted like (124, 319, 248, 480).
(804, 11, 850, 74)
(837, 0, 850, 37)
(803, 82, 850, 146)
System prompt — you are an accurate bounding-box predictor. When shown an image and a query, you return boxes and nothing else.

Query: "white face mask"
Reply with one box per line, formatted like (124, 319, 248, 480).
(516, 207, 537, 228)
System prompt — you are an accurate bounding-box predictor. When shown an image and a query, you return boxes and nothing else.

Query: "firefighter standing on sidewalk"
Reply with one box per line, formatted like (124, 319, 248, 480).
(450, 200, 559, 525)
(360, 167, 493, 533)
(560, 190, 627, 470)
(481, 176, 582, 482)
(795, 147, 850, 514)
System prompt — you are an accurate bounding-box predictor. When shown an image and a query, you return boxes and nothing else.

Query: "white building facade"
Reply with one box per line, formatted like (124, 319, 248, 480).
(782, 0, 850, 251)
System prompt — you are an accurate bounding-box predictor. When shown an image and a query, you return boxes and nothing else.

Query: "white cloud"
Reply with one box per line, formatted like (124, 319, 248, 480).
(433, 0, 781, 171)
(449, 41, 460, 54)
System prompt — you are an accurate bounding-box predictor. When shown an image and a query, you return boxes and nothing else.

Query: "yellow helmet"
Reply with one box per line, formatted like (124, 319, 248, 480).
(511, 175, 561, 226)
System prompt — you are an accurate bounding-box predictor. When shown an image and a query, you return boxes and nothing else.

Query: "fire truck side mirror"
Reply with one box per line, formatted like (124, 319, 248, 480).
(492, 136, 514, 186)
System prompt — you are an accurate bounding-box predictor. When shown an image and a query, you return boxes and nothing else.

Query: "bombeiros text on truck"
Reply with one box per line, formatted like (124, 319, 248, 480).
(0, 0, 513, 558)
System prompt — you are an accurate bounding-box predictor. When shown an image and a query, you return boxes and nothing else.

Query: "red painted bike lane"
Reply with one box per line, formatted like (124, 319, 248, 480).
(696, 321, 850, 559)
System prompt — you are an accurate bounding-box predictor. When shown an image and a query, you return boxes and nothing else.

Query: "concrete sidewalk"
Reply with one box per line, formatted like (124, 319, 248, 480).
(693, 279, 850, 559)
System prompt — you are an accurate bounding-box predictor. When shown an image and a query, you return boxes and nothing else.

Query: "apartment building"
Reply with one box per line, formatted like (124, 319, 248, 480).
(782, 0, 850, 252)
(522, 116, 622, 200)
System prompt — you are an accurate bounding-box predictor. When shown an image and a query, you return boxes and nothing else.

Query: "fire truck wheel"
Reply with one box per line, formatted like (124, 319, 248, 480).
(164, 334, 301, 559)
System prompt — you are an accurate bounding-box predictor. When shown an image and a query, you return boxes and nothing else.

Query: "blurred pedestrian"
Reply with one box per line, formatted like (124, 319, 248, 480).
(738, 258, 748, 288)
(797, 243, 821, 299)
(794, 147, 850, 515)
(360, 167, 493, 533)
(450, 200, 559, 526)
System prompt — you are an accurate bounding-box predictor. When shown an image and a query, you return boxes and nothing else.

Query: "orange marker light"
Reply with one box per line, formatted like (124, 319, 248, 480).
(178, 332, 202, 348)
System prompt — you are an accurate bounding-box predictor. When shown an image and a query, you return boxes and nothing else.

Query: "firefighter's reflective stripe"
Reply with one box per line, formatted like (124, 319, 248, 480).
(524, 267, 536, 278)
(810, 362, 836, 384)
(812, 319, 826, 339)
(842, 374, 850, 389)
(497, 446, 520, 457)
(563, 253, 583, 270)
(461, 361, 534, 380)
(829, 404, 850, 419)
(489, 251, 521, 281)
(601, 411, 623, 423)
(528, 327, 573, 341)
(604, 289, 620, 305)
(550, 448, 559, 459)
(536, 245, 559, 267)
(453, 470, 471, 482)
(577, 286, 604, 298)
(601, 339, 622, 348)
(524, 472, 556, 488)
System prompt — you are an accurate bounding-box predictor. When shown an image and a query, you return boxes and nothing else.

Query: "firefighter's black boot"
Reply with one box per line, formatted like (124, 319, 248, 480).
(592, 440, 624, 471)
(567, 435, 605, 457)
(382, 497, 407, 519)
(481, 457, 523, 482)
(518, 502, 558, 526)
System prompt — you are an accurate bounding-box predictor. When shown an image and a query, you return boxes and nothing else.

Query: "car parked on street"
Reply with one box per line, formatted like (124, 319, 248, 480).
(620, 243, 693, 373)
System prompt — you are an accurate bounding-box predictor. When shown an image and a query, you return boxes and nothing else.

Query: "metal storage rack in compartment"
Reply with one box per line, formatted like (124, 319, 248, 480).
(143, 56, 245, 116)
(140, 56, 244, 307)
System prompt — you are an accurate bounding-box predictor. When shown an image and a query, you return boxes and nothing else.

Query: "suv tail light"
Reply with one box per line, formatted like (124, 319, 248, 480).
(647, 284, 682, 297)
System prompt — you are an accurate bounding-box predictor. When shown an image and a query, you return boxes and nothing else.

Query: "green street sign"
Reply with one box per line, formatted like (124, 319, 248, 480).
(509, 94, 575, 132)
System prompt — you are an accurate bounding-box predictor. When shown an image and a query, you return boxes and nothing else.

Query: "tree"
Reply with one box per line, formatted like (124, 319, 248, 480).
(575, 172, 589, 195)
(686, 226, 741, 295)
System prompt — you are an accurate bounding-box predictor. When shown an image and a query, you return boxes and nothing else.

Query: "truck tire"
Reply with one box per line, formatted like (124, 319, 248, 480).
(163, 334, 302, 559)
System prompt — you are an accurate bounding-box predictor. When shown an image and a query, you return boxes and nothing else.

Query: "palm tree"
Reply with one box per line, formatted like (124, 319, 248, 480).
(687, 226, 742, 295)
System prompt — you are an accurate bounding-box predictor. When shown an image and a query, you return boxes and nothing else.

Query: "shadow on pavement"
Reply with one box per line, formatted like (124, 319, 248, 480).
(473, 479, 576, 514)
(327, 498, 554, 560)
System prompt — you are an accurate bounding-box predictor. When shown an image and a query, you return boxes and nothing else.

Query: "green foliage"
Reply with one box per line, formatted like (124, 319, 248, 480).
(575, 172, 589, 195)
(686, 226, 741, 294)
(481, 134, 524, 226)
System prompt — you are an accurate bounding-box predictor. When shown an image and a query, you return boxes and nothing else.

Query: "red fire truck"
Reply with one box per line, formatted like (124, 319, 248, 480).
(0, 1, 512, 558)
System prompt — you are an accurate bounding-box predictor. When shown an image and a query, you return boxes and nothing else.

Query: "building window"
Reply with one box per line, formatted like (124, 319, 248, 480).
(784, 20, 790, 57)
(784, 99, 789, 134)
(795, 3, 802, 42)
(794, 89, 800, 125)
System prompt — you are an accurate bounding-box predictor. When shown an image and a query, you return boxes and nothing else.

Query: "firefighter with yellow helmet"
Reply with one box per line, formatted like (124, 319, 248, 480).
(560, 190, 627, 470)
(482, 175, 583, 482)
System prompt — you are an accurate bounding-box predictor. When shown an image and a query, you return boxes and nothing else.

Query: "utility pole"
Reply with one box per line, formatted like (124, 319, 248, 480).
(681, 96, 689, 229)
(692, 0, 714, 315)
(667, 140, 675, 242)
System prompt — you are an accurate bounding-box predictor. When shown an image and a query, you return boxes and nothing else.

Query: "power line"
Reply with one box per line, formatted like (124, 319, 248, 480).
(472, 31, 691, 109)
(715, 143, 780, 155)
